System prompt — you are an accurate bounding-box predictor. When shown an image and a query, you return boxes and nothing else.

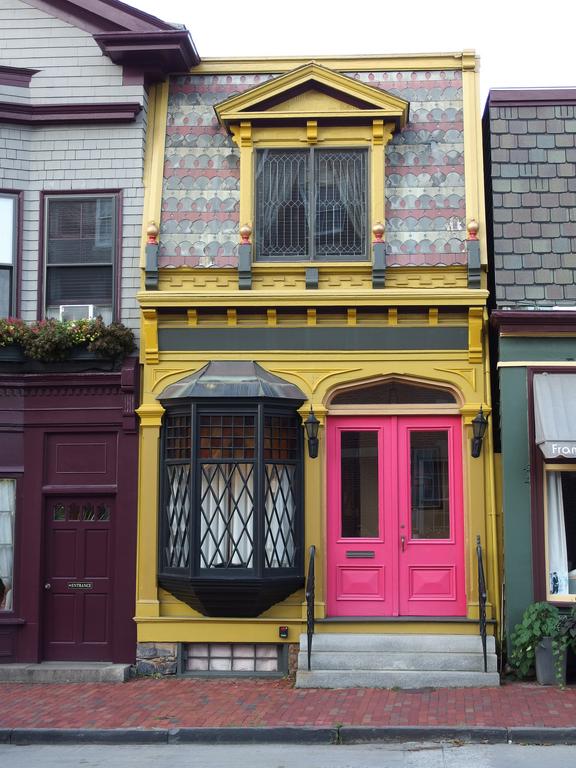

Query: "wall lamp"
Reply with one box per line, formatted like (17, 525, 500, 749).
(471, 406, 488, 458)
(304, 408, 320, 459)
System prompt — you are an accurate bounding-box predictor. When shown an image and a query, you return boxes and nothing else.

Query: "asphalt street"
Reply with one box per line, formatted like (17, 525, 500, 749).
(1, 742, 575, 767)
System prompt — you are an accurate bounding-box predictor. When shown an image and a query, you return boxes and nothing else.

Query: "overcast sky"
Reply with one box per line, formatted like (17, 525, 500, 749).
(129, 0, 575, 104)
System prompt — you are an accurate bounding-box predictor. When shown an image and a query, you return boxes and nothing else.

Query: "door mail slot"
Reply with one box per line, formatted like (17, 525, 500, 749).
(345, 551, 375, 559)
(67, 582, 94, 590)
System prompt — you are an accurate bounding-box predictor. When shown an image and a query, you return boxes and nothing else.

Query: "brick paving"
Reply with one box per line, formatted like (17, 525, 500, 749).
(1, 678, 576, 730)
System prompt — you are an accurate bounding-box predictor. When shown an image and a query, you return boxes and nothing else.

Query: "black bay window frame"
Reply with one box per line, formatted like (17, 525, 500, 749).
(158, 399, 305, 617)
(254, 146, 370, 263)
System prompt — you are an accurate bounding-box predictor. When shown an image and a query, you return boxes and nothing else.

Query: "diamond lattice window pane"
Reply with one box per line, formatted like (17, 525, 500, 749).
(264, 463, 297, 568)
(200, 463, 254, 568)
(165, 464, 191, 568)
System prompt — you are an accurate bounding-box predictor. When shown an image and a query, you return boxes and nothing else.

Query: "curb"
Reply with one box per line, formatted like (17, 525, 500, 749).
(2, 725, 576, 745)
(339, 726, 509, 744)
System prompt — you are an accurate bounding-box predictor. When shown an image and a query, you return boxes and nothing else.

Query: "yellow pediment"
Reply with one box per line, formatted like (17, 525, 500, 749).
(214, 61, 409, 132)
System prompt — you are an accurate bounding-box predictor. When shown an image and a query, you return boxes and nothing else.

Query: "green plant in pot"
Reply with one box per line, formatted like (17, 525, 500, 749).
(510, 602, 576, 686)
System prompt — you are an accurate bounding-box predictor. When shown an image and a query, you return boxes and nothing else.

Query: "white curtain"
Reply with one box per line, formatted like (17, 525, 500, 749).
(331, 151, 366, 253)
(0, 479, 15, 611)
(264, 465, 295, 568)
(256, 150, 307, 257)
(201, 464, 254, 568)
(547, 472, 569, 595)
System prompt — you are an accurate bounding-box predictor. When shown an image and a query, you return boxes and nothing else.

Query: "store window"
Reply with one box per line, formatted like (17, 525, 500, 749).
(44, 195, 117, 322)
(0, 193, 18, 317)
(255, 148, 368, 261)
(0, 479, 16, 611)
(545, 468, 576, 601)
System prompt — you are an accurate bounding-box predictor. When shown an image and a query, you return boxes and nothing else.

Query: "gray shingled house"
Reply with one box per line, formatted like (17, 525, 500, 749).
(484, 88, 576, 646)
(0, 0, 197, 675)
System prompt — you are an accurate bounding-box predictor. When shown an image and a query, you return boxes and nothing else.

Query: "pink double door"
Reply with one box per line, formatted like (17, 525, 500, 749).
(327, 416, 466, 617)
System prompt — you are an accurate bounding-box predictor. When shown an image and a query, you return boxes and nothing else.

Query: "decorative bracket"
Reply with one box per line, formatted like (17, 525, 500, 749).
(372, 222, 386, 288)
(145, 221, 159, 290)
(466, 218, 481, 289)
(238, 223, 253, 290)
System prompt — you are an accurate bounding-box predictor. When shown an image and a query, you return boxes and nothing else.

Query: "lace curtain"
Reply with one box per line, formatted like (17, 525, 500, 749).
(0, 479, 15, 611)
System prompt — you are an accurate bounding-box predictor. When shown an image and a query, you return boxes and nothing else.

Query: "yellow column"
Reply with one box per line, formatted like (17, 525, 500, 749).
(135, 402, 165, 619)
(300, 403, 326, 619)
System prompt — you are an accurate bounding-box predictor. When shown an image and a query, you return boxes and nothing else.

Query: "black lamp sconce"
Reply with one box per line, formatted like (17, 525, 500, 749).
(304, 407, 320, 459)
(471, 406, 488, 458)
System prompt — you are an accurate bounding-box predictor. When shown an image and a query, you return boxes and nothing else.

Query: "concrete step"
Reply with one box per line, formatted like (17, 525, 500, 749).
(295, 669, 501, 689)
(300, 633, 495, 654)
(297, 650, 498, 673)
(0, 662, 130, 683)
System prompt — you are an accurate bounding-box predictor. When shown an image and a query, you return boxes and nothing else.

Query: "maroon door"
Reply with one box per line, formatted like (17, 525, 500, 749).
(43, 497, 114, 661)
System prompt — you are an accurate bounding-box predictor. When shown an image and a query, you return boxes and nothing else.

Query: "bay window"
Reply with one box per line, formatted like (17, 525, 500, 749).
(158, 362, 305, 617)
(45, 195, 117, 322)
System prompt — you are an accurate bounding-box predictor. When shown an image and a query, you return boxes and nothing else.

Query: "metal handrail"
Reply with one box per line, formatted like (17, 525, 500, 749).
(305, 545, 316, 671)
(476, 534, 488, 673)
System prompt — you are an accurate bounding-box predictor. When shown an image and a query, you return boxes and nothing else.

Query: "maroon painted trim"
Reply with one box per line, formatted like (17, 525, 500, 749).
(0, 101, 141, 126)
(487, 88, 576, 107)
(38, 190, 122, 321)
(23, 0, 176, 33)
(23, 1, 199, 78)
(94, 30, 200, 77)
(491, 310, 576, 335)
(115, 190, 123, 321)
(122, 68, 145, 87)
(0, 66, 38, 88)
(0, 189, 23, 316)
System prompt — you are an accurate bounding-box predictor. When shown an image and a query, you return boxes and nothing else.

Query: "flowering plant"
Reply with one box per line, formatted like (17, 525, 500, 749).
(0, 317, 135, 362)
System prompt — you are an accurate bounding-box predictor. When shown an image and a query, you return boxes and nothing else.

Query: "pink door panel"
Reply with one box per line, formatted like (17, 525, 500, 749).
(327, 416, 465, 617)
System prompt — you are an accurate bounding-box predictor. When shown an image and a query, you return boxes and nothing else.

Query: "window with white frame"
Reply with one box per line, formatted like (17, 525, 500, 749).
(545, 467, 576, 601)
(0, 194, 17, 317)
(255, 148, 368, 261)
(45, 195, 117, 323)
(0, 479, 16, 611)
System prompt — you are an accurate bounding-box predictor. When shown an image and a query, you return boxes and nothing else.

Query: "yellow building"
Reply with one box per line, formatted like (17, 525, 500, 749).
(135, 52, 499, 686)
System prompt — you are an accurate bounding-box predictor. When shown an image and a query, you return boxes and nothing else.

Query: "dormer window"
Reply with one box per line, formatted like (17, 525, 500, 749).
(214, 62, 409, 265)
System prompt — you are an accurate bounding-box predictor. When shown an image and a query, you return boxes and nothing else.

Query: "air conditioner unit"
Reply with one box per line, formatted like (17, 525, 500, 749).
(59, 304, 95, 321)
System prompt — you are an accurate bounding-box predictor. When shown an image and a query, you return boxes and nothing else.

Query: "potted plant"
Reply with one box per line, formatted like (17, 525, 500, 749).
(510, 601, 576, 686)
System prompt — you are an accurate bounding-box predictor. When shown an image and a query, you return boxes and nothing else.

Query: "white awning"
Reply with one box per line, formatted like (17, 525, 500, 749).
(534, 373, 576, 459)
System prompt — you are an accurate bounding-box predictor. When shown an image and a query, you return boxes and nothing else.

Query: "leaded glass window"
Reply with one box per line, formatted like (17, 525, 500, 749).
(255, 148, 368, 261)
(160, 407, 303, 578)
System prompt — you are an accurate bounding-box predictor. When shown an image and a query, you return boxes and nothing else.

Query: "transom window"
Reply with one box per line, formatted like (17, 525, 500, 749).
(255, 148, 368, 261)
(45, 195, 117, 323)
(0, 194, 18, 317)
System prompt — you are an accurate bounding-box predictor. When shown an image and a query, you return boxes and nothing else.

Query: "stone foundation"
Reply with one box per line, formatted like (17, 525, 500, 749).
(288, 642, 299, 674)
(136, 642, 178, 676)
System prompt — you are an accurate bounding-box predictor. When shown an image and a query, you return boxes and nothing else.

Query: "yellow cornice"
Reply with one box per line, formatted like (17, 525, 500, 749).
(192, 52, 475, 75)
(138, 288, 489, 309)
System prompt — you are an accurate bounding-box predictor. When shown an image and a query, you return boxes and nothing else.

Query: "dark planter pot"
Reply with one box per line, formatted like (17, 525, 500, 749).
(0, 343, 119, 373)
(535, 637, 567, 686)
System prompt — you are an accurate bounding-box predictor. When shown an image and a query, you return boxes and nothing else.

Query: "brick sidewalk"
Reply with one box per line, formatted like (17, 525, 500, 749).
(0, 678, 575, 730)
